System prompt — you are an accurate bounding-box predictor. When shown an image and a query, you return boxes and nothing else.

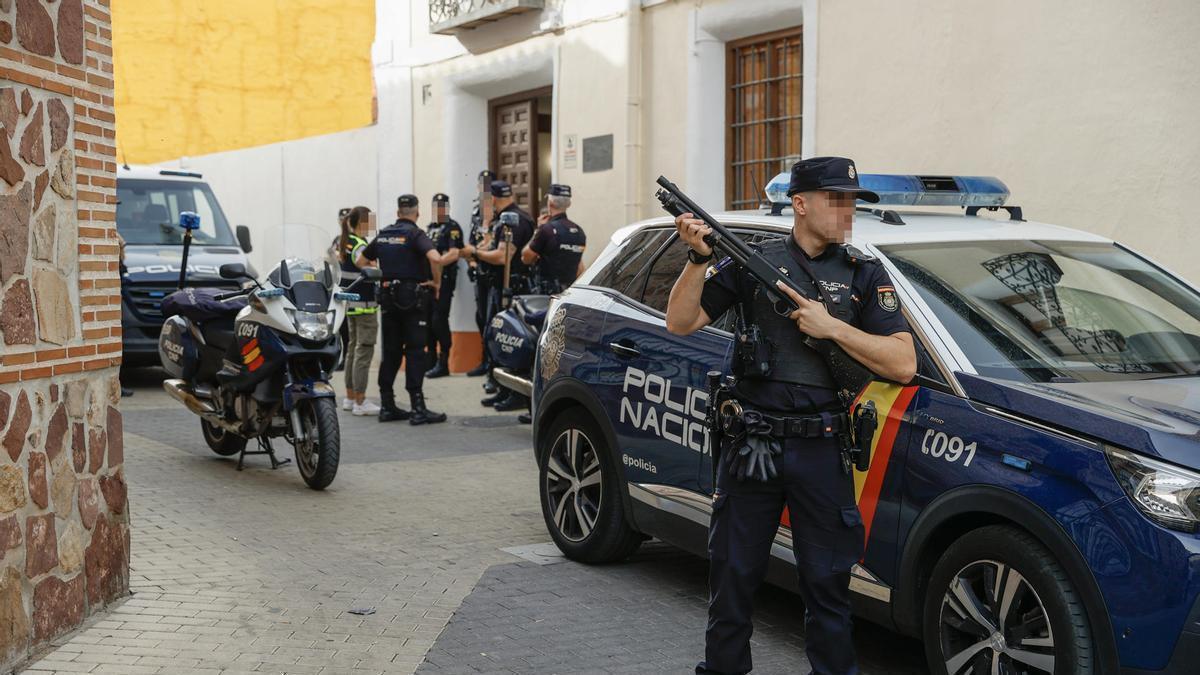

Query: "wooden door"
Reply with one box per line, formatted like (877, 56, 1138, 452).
(493, 100, 536, 214)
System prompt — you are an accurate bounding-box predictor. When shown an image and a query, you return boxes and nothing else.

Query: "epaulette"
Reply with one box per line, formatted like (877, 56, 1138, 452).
(842, 244, 878, 265)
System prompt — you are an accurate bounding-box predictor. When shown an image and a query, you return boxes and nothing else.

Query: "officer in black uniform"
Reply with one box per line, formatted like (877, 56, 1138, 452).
(522, 183, 587, 295)
(467, 170, 495, 378)
(356, 194, 460, 425)
(665, 157, 917, 675)
(425, 192, 464, 378)
(461, 179, 535, 412)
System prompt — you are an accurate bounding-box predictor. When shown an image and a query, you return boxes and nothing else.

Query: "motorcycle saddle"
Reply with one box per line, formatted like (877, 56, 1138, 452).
(514, 294, 551, 328)
(162, 287, 248, 324)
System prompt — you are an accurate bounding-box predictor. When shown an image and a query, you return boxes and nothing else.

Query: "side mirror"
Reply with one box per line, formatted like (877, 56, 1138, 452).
(219, 263, 248, 280)
(362, 267, 382, 280)
(236, 225, 253, 253)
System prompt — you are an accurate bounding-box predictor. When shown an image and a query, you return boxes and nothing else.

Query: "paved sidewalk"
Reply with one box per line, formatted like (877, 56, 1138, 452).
(22, 374, 548, 675)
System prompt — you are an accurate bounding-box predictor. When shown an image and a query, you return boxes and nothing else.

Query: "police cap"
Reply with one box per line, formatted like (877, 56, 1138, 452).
(490, 180, 513, 198)
(397, 194, 419, 208)
(548, 184, 572, 197)
(787, 157, 879, 203)
(432, 192, 449, 205)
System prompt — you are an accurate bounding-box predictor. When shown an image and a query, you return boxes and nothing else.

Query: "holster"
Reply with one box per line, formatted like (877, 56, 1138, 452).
(379, 280, 428, 312)
(850, 399, 878, 472)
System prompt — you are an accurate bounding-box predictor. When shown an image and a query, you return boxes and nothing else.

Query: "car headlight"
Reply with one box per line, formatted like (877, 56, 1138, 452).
(1105, 445, 1200, 532)
(288, 310, 333, 341)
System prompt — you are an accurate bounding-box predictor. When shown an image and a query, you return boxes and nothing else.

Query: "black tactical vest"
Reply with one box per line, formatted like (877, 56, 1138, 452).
(741, 238, 862, 388)
(537, 214, 586, 288)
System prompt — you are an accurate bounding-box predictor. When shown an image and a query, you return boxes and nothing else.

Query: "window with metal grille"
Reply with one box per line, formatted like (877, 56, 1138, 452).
(726, 28, 802, 211)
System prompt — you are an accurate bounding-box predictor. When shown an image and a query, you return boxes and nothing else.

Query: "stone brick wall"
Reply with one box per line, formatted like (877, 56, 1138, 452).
(0, 0, 126, 669)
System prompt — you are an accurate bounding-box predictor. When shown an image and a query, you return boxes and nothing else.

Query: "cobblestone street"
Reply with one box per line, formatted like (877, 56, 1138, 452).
(20, 370, 925, 674)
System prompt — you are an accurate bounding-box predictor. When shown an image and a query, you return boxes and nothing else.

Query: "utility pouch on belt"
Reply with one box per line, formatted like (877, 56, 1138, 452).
(851, 399, 878, 472)
(381, 281, 420, 311)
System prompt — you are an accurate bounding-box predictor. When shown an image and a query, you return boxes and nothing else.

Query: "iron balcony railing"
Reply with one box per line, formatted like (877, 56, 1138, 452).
(429, 0, 545, 35)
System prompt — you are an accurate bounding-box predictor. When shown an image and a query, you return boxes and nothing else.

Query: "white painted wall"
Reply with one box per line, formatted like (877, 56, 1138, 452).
(814, 0, 1200, 282)
(163, 126, 379, 276)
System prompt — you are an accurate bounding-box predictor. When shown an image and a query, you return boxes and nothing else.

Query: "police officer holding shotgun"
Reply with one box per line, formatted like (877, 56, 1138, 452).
(664, 157, 917, 675)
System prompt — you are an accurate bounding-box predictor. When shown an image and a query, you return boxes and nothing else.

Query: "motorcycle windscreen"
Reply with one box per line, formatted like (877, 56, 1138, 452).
(288, 280, 330, 313)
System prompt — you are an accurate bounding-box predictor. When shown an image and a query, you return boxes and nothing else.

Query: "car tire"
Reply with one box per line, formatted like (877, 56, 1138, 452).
(201, 418, 247, 457)
(922, 524, 1093, 675)
(538, 407, 642, 563)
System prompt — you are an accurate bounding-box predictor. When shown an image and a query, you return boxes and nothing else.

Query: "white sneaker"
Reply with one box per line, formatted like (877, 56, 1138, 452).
(353, 400, 382, 416)
(342, 397, 355, 411)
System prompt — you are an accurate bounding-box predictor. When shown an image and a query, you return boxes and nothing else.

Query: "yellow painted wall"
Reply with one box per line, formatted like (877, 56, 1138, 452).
(113, 0, 375, 164)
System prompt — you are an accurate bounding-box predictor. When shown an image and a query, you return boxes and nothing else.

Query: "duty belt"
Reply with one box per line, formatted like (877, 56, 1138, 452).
(380, 279, 420, 287)
(721, 404, 850, 439)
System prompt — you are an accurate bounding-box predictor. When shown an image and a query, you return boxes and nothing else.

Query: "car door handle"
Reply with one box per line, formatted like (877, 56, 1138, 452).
(609, 341, 641, 358)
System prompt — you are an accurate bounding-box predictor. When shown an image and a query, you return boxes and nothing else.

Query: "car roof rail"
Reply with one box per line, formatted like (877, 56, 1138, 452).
(965, 205, 1024, 221)
(855, 206, 906, 225)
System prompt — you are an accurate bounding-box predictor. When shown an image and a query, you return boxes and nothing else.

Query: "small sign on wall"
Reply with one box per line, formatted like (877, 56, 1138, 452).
(563, 134, 578, 169)
(582, 134, 613, 173)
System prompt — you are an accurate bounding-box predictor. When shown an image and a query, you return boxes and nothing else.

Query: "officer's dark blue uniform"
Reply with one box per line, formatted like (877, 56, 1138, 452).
(479, 180, 536, 411)
(360, 194, 447, 425)
(528, 183, 586, 294)
(693, 158, 910, 675)
(467, 170, 495, 378)
(425, 192, 463, 378)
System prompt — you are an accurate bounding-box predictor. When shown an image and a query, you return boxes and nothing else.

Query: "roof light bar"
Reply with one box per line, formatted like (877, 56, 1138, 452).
(856, 174, 1009, 207)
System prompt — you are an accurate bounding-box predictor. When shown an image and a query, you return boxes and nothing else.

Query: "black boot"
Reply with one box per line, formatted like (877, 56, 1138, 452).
(481, 390, 504, 407)
(494, 392, 528, 412)
(378, 394, 410, 422)
(425, 355, 450, 379)
(409, 392, 446, 426)
(517, 412, 532, 424)
(482, 374, 498, 395)
(466, 361, 488, 377)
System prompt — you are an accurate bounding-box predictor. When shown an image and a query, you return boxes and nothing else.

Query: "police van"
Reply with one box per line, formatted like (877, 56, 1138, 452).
(118, 165, 254, 365)
(530, 174, 1200, 674)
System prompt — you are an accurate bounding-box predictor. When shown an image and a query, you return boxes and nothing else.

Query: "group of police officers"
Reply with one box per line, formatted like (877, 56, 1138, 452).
(337, 157, 913, 675)
(339, 171, 587, 426)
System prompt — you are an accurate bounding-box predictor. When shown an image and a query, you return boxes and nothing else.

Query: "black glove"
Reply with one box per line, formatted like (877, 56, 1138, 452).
(726, 411, 781, 482)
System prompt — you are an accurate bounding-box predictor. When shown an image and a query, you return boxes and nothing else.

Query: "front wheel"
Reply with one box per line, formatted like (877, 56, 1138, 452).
(923, 525, 1093, 675)
(292, 397, 340, 490)
(201, 418, 247, 456)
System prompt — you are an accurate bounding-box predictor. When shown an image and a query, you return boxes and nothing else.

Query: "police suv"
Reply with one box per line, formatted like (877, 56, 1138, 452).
(118, 165, 254, 365)
(530, 174, 1200, 674)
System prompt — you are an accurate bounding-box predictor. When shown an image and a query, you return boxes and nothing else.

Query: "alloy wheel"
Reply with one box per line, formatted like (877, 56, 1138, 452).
(543, 428, 602, 542)
(939, 559, 1056, 675)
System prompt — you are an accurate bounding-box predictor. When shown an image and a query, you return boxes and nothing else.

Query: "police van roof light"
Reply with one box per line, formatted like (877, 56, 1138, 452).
(855, 174, 1009, 207)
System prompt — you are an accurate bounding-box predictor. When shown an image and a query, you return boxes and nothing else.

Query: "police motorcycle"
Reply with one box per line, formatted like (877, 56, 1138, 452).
(157, 212, 380, 490)
(485, 211, 553, 402)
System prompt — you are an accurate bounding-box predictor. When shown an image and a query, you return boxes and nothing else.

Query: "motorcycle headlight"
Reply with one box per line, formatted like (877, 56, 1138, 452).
(288, 310, 333, 341)
(1105, 445, 1200, 532)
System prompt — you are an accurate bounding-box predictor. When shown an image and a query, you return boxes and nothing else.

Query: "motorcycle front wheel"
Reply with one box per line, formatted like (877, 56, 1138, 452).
(292, 397, 340, 490)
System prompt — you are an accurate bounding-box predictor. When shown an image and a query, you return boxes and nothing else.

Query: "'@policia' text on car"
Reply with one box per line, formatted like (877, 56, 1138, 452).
(530, 173, 1200, 674)
(156, 211, 379, 490)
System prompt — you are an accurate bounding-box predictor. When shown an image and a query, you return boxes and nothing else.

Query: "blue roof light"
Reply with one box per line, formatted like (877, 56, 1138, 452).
(856, 174, 1010, 207)
(764, 172, 791, 206)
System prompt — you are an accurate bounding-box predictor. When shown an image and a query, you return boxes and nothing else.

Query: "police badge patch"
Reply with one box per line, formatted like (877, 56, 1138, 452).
(877, 285, 898, 312)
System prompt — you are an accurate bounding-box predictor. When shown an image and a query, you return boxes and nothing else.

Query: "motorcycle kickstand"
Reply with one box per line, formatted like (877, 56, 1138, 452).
(237, 436, 292, 471)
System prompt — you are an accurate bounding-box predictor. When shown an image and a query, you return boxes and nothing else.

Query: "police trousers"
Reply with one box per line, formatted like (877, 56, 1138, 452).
(377, 306, 427, 399)
(698, 435, 864, 675)
(426, 281, 455, 358)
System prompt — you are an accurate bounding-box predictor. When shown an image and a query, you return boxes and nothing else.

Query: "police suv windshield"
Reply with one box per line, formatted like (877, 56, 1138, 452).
(116, 179, 236, 246)
(882, 240, 1200, 383)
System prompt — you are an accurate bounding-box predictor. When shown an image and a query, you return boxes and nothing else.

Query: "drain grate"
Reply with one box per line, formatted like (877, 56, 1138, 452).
(457, 415, 521, 429)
